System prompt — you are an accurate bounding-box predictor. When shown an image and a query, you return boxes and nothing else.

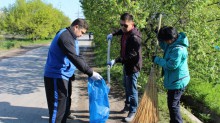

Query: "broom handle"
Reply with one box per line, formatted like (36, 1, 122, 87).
(154, 13, 163, 55)
(153, 14, 162, 68)
(153, 13, 162, 120)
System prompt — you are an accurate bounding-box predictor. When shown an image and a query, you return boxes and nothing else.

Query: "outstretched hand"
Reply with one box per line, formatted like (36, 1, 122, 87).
(90, 71, 103, 81)
(107, 59, 115, 68)
(107, 34, 113, 41)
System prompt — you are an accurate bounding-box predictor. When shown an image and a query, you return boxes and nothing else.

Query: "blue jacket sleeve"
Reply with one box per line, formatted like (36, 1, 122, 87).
(154, 47, 183, 70)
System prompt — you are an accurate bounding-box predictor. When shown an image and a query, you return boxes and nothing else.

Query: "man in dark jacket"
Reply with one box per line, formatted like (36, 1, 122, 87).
(44, 19, 102, 123)
(107, 13, 142, 122)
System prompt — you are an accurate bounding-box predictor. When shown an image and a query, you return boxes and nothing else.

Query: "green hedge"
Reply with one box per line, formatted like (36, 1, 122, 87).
(81, 0, 220, 120)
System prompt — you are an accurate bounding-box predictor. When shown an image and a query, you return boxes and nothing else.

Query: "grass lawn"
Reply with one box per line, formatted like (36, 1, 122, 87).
(0, 39, 51, 50)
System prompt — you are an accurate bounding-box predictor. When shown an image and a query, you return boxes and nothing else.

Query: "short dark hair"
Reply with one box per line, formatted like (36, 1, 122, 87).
(120, 13, 133, 21)
(71, 18, 88, 30)
(158, 26, 178, 41)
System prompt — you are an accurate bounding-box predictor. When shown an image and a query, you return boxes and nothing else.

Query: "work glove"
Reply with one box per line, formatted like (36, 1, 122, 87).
(107, 33, 113, 41)
(152, 56, 156, 62)
(107, 59, 115, 68)
(90, 71, 103, 81)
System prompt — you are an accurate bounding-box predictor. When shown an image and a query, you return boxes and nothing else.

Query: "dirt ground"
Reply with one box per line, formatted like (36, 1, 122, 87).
(69, 72, 128, 123)
(67, 47, 128, 123)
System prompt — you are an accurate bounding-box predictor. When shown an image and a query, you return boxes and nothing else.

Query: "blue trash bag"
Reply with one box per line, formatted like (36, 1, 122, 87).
(88, 78, 110, 123)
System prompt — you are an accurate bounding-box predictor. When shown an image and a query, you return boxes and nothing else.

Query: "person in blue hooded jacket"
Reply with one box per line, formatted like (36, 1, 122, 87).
(152, 26, 190, 123)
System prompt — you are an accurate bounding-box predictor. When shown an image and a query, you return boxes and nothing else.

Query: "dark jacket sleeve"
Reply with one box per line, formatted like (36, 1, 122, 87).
(112, 29, 123, 63)
(58, 37, 93, 77)
(112, 29, 123, 36)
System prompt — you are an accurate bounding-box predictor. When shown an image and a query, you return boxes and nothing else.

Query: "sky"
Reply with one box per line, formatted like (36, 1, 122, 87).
(0, 0, 85, 21)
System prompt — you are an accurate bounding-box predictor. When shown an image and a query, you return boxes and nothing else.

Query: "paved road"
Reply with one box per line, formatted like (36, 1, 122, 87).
(0, 46, 49, 123)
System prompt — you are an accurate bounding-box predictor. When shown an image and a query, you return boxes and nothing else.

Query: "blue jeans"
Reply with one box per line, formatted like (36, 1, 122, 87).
(167, 88, 185, 123)
(123, 67, 139, 113)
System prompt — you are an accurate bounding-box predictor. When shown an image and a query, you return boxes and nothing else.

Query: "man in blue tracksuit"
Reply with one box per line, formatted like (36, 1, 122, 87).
(153, 26, 190, 123)
(44, 19, 102, 123)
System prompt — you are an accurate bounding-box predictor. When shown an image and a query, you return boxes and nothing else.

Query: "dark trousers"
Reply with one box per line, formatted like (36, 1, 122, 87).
(167, 88, 185, 123)
(66, 75, 75, 116)
(44, 77, 69, 123)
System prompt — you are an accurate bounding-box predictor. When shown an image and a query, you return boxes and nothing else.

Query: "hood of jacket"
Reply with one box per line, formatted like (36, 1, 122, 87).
(129, 27, 142, 38)
(170, 32, 189, 48)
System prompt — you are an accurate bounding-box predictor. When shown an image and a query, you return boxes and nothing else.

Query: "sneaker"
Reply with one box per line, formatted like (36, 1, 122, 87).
(120, 104, 129, 113)
(67, 113, 76, 120)
(124, 112, 135, 122)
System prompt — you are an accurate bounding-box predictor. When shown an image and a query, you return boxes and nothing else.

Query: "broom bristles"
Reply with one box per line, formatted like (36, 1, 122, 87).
(132, 67, 159, 123)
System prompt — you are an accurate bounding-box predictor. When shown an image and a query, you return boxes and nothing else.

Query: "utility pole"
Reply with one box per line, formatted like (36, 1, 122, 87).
(58, 0, 61, 10)
(75, 4, 84, 19)
(77, 5, 80, 18)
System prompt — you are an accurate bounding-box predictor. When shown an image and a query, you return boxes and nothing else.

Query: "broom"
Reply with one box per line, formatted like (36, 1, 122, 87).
(132, 14, 162, 123)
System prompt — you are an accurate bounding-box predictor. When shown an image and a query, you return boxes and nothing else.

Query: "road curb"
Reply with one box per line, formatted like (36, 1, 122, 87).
(181, 106, 203, 123)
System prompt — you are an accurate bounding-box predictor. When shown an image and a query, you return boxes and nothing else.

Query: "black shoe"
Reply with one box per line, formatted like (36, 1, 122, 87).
(124, 112, 135, 122)
(120, 104, 129, 113)
(67, 113, 76, 120)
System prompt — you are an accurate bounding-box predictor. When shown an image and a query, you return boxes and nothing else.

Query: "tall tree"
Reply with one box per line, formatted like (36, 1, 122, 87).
(1, 0, 71, 39)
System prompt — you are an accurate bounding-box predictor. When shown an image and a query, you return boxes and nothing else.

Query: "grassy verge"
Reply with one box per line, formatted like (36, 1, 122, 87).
(0, 39, 51, 50)
(183, 78, 220, 122)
